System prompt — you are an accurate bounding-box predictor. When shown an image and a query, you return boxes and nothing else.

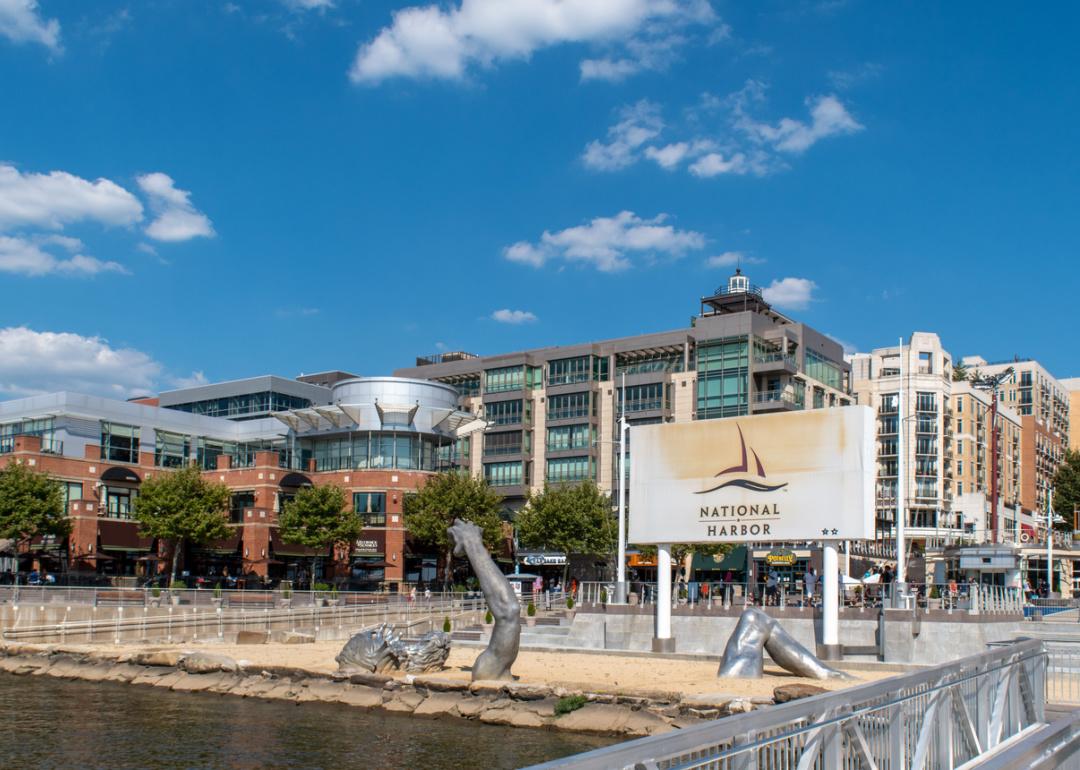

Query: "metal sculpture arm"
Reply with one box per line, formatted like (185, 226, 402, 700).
(448, 518, 520, 681)
(718, 608, 851, 680)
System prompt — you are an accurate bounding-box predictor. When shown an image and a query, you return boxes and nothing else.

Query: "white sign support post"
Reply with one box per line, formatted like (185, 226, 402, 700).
(821, 541, 840, 660)
(653, 543, 675, 652)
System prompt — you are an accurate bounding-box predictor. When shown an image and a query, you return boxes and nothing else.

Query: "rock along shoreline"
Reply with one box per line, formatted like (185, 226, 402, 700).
(0, 642, 799, 737)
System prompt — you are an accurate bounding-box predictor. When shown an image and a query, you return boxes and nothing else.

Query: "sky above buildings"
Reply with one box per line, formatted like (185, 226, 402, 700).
(0, 0, 1077, 400)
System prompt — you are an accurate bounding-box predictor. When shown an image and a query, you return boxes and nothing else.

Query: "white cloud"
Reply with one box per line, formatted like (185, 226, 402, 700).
(688, 151, 749, 177)
(705, 251, 764, 268)
(737, 94, 863, 153)
(350, 0, 711, 84)
(491, 308, 538, 324)
(0, 164, 143, 231)
(582, 100, 662, 171)
(644, 142, 689, 169)
(0, 0, 60, 51)
(0, 235, 127, 277)
(168, 370, 209, 389)
(283, 0, 333, 9)
(137, 173, 215, 242)
(0, 327, 163, 399)
(584, 82, 863, 179)
(504, 211, 705, 272)
(762, 277, 816, 310)
(579, 56, 641, 83)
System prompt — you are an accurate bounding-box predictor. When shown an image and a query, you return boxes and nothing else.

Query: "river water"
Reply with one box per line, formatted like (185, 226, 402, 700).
(0, 673, 616, 769)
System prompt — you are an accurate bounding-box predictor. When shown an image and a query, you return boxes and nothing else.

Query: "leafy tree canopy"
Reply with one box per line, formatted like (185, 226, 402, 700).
(133, 464, 231, 579)
(279, 484, 359, 550)
(404, 472, 504, 583)
(516, 481, 615, 558)
(952, 362, 971, 382)
(0, 462, 69, 545)
(1053, 450, 1080, 531)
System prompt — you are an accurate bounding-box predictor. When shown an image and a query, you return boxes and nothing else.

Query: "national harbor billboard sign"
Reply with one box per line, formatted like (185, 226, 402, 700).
(628, 407, 875, 544)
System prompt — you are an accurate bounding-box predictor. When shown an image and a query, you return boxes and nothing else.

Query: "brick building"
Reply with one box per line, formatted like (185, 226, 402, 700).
(0, 378, 480, 586)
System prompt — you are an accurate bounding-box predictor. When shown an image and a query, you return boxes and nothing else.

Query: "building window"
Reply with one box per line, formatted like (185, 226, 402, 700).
(813, 387, 825, 409)
(104, 486, 137, 519)
(230, 491, 255, 523)
(616, 350, 683, 376)
(484, 430, 524, 456)
(154, 430, 189, 468)
(915, 392, 937, 412)
(548, 356, 590, 386)
(546, 456, 594, 483)
(485, 366, 525, 394)
(485, 400, 525, 426)
(547, 424, 594, 452)
(880, 393, 899, 414)
(484, 461, 524, 487)
(547, 392, 591, 421)
(170, 391, 311, 419)
(805, 349, 844, 391)
(101, 422, 140, 464)
(918, 351, 933, 374)
(622, 383, 666, 413)
(697, 337, 749, 420)
(62, 482, 82, 510)
(353, 492, 386, 526)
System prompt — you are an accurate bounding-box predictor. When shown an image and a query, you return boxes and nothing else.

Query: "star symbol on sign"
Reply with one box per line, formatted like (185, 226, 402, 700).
(821, 528, 830, 535)
(831, 529, 839, 536)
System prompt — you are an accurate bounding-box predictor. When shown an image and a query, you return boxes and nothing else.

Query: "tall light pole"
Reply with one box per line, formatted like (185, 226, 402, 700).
(971, 366, 1014, 543)
(1047, 486, 1055, 596)
(615, 371, 628, 604)
(896, 337, 906, 588)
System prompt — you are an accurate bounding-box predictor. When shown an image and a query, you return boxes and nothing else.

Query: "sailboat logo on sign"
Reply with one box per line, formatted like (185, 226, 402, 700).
(695, 424, 789, 495)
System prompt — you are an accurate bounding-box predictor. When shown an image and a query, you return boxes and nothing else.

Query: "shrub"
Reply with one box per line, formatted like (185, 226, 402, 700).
(930, 586, 941, 600)
(170, 579, 186, 590)
(485, 609, 493, 624)
(600, 588, 608, 604)
(566, 596, 575, 610)
(442, 616, 451, 633)
(313, 582, 332, 592)
(554, 695, 587, 715)
(151, 587, 161, 598)
(213, 585, 222, 599)
(527, 602, 536, 617)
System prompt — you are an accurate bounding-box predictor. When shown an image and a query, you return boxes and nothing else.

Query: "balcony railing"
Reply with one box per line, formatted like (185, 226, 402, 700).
(547, 407, 590, 421)
(483, 444, 524, 457)
(753, 352, 797, 368)
(623, 399, 664, 413)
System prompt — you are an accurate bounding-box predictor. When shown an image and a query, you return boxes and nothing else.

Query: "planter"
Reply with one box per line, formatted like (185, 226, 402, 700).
(526, 617, 537, 627)
(327, 599, 341, 608)
(564, 610, 576, 621)
(170, 595, 181, 606)
(148, 597, 162, 608)
(211, 598, 224, 608)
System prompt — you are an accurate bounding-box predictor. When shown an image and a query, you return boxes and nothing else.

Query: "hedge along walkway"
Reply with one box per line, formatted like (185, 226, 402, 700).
(78, 641, 892, 699)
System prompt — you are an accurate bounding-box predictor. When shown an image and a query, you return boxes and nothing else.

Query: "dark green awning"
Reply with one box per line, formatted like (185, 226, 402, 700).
(691, 545, 746, 573)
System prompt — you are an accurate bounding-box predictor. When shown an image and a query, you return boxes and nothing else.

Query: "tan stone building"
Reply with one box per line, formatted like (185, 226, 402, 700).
(962, 358, 1070, 516)
(850, 333, 957, 542)
(1063, 377, 1080, 453)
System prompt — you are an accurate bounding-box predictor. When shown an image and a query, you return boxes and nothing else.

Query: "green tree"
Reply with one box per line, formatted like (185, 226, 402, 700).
(516, 481, 616, 585)
(404, 471, 504, 586)
(0, 462, 69, 575)
(278, 484, 358, 586)
(133, 463, 231, 583)
(952, 362, 971, 382)
(1052, 450, 1080, 532)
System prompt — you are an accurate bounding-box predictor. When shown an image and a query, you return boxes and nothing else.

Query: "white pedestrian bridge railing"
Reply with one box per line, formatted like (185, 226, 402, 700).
(526, 639, 1056, 770)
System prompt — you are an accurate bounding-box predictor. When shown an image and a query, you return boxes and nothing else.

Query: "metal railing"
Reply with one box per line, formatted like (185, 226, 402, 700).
(526, 639, 1049, 770)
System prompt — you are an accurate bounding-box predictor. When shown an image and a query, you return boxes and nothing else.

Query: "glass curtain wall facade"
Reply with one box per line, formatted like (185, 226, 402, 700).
(697, 337, 750, 419)
(305, 431, 453, 472)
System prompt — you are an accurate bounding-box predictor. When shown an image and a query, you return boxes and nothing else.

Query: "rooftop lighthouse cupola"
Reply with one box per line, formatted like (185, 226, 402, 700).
(728, 268, 750, 294)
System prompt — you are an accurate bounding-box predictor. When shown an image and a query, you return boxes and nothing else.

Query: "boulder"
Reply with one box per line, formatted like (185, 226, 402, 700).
(235, 631, 268, 645)
(679, 692, 738, 711)
(773, 684, 828, 704)
(171, 672, 228, 693)
(382, 690, 425, 713)
(469, 680, 509, 697)
(337, 685, 383, 709)
(622, 709, 675, 737)
(412, 692, 463, 718)
(181, 653, 239, 675)
(132, 650, 184, 667)
(279, 631, 315, 645)
(554, 704, 632, 734)
(295, 680, 345, 703)
(411, 675, 469, 693)
(347, 671, 392, 688)
(506, 682, 552, 701)
(454, 697, 489, 718)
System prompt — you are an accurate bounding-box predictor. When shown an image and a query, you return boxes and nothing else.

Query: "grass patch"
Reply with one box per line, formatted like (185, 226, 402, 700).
(554, 695, 588, 716)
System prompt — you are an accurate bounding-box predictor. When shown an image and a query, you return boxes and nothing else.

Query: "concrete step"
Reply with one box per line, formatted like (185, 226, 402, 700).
(520, 625, 571, 637)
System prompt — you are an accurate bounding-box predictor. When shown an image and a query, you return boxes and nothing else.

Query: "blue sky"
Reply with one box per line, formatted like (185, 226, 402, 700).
(0, 0, 1077, 399)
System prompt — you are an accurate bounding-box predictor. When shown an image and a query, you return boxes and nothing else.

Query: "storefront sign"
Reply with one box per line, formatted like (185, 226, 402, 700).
(765, 548, 797, 566)
(519, 552, 567, 566)
(354, 530, 385, 554)
(629, 407, 874, 544)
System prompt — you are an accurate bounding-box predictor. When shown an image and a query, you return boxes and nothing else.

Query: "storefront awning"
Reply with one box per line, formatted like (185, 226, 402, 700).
(99, 520, 153, 552)
(199, 530, 242, 555)
(692, 545, 747, 573)
(100, 466, 141, 484)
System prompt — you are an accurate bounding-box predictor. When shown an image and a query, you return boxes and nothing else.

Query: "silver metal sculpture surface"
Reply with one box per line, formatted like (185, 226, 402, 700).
(448, 518, 520, 681)
(718, 608, 852, 680)
(336, 624, 452, 674)
(337, 623, 401, 673)
(394, 630, 452, 673)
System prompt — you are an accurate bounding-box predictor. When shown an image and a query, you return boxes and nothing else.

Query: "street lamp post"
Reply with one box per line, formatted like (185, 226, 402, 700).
(615, 372, 628, 604)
